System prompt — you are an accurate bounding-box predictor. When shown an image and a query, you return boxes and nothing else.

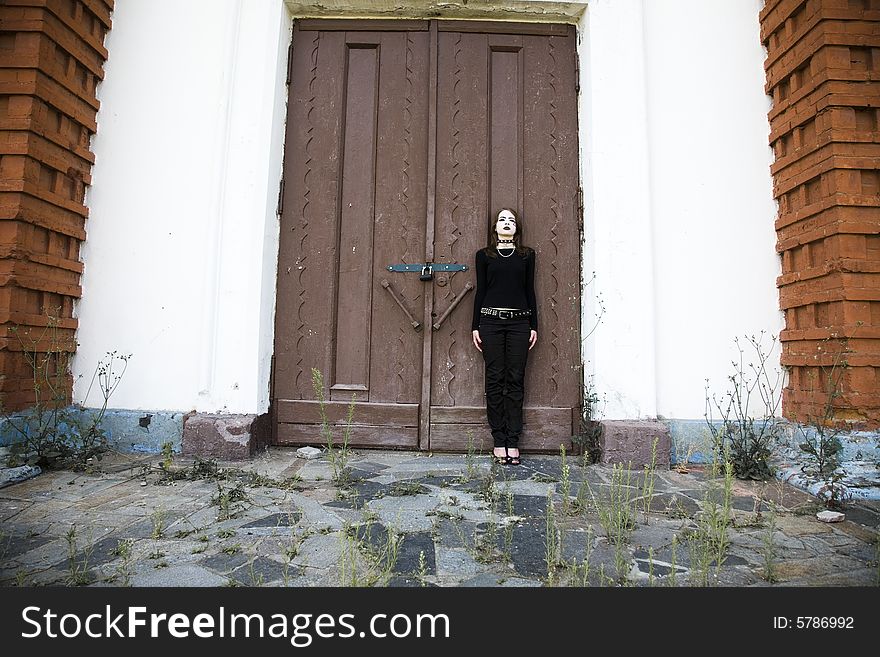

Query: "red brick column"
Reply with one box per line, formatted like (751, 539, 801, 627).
(761, 0, 880, 427)
(0, 0, 113, 411)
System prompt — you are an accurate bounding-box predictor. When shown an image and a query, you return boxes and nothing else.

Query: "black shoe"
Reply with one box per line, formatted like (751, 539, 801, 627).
(492, 448, 508, 465)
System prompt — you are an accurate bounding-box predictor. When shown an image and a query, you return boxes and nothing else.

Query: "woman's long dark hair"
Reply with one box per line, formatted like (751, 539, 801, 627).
(483, 208, 532, 258)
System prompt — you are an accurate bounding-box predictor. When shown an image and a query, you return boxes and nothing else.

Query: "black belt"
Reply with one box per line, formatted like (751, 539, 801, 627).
(480, 307, 531, 320)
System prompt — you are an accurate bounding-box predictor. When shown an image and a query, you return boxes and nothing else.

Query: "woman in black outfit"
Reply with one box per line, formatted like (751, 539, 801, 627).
(471, 208, 538, 466)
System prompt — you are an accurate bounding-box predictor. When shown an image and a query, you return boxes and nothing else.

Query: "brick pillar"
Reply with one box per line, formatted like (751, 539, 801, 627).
(0, 0, 113, 411)
(761, 0, 880, 427)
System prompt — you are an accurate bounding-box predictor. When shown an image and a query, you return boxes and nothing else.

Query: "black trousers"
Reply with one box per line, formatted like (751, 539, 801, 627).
(478, 316, 530, 448)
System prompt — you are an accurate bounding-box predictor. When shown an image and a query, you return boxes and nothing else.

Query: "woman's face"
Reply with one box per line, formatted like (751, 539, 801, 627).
(495, 210, 517, 240)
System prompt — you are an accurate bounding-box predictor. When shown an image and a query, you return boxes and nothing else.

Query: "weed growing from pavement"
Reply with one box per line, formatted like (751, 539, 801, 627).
(686, 449, 733, 586)
(560, 445, 571, 515)
(64, 524, 94, 586)
(475, 475, 502, 564)
(247, 560, 265, 587)
(150, 508, 167, 539)
(160, 441, 173, 472)
(571, 475, 591, 515)
(796, 330, 858, 508)
(668, 535, 679, 587)
(544, 487, 562, 585)
(465, 429, 478, 480)
(704, 332, 783, 481)
(761, 502, 779, 583)
(310, 368, 354, 487)
(503, 478, 515, 561)
(417, 550, 428, 586)
(0, 529, 9, 562)
(640, 438, 659, 522)
(213, 481, 248, 520)
(339, 517, 403, 587)
(875, 536, 880, 587)
(111, 538, 134, 586)
(3, 310, 131, 471)
(590, 463, 637, 545)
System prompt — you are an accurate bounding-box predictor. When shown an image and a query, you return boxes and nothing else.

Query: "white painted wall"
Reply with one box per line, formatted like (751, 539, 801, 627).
(644, 0, 783, 420)
(74, 0, 292, 414)
(580, 0, 782, 420)
(76, 0, 780, 421)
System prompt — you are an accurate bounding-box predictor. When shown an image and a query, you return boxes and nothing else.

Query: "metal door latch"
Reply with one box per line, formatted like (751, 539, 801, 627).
(386, 262, 469, 282)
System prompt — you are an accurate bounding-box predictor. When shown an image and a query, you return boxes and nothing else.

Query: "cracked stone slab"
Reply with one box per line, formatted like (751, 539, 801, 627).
(510, 494, 548, 518)
(324, 481, 391, 510)
(435, 547, 479, 579)
(240, 511, 303, 528)
(131, 564, 229, 587)
(230, 556, 295, 586)
(200, 551, 249, 573)
(500, 577, 543, 587)
(629, 521, 690, 550)
(393, 531, 436, 576)
(0, 498, 33, 523)
(641, 492, 702, 517)
(284, 493, 344, 531)
(364, 495, 440, 532)
(296, 461, 336, 482)
(499, 479, 562, 497)
(51, 535, 131, 571)
(460, 572, 503, 586)
(292, 532, 344, 570)
(504, 519, 547, 578)
(388, 574, 434, 587)
(731, 495, 771, 513)
(432, 517, 479, 550)
(0, 533, 54, 561)
(417, 474, 465, 488)
(114, 511, 190, 539)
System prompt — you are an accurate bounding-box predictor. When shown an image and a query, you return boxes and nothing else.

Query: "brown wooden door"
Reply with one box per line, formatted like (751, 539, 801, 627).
(273, 20, 581, 453)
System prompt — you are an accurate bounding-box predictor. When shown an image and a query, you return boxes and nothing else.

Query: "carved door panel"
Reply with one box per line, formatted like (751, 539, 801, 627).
(428, 26, 582, 452)
(273, 20, 580, 452)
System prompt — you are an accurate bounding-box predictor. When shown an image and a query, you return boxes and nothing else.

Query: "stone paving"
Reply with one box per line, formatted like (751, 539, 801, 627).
(0, 448, 878, 587)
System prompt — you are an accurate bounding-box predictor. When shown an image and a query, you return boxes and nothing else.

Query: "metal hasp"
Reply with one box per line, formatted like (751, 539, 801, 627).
(386, 263, 469, 275)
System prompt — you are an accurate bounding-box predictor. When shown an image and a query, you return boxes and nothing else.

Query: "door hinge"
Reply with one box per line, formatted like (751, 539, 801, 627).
(286, 39, 294, 85)
(576, 186, 584, 232)
(574, 51, 580, 94)
(277, 178, 285, 216)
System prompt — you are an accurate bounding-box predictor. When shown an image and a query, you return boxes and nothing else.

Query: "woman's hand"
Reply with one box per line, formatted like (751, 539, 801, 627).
(472, 330, 482, 352)
(529, 330, 537, 350)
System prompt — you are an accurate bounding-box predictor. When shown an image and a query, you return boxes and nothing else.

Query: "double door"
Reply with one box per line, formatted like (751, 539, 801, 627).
(273, 19, 581, 452)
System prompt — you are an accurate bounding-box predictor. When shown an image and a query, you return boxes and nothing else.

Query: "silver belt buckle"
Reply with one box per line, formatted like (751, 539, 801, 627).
(498, 310, 512, 320)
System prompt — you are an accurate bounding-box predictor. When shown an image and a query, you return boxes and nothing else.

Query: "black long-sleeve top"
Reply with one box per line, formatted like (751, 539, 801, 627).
(471, 247, 538, 331)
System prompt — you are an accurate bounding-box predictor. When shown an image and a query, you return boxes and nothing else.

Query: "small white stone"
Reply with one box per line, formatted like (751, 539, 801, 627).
(296, 446, 323, 460)
(141, 481, 148, 487)
(816, 510, 845, 523)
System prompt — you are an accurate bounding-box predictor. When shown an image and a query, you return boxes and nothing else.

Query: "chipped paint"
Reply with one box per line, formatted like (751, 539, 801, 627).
(284, 0, 587, 23)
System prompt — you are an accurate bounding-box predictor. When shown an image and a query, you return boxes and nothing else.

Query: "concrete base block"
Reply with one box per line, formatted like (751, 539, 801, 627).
(599, 420, 671, 469)
(181, 413, 257, 460)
